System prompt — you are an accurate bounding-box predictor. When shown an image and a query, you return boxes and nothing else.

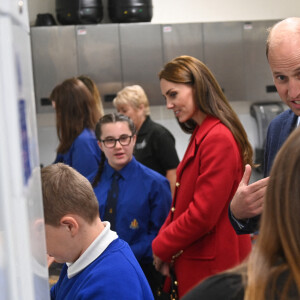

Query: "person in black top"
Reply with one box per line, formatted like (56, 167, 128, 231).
(113, 84, 180, 196)
(183, 127, 300, 300)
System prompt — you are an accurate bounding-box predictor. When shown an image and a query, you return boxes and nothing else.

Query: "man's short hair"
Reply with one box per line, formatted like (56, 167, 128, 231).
(41, 163, 99, 226)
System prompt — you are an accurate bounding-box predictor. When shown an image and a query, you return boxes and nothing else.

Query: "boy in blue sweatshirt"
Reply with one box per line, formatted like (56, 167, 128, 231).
(41, 163, 154, 300)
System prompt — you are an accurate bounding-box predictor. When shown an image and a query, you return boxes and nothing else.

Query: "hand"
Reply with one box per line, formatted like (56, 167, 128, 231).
(230, 164, 269, 220)
(153, 254, 170, 277)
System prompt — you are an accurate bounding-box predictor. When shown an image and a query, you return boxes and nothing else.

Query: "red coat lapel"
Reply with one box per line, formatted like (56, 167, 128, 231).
(176, 115, 221, 178)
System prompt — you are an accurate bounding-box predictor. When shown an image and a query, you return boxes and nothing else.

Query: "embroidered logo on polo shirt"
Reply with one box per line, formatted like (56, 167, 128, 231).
(130, 219, 139, 229)
(135, 139, 146, 150)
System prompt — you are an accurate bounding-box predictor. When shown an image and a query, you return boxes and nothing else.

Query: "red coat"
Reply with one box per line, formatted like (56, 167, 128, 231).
(152, 115, 251, 298)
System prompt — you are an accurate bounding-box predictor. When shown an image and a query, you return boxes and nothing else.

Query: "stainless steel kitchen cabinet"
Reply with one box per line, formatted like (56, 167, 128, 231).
(76, 24, 123, 108)
(31, 20, 281, 113)
(203, 21, 246, 101)
(243, 20, 281, 102)
(31, 26, 78, 113)
(119, 23, 164, 105)
(161, 23, 204, 64)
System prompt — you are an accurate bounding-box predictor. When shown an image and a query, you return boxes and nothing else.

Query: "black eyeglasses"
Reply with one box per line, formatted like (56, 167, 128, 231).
(101, 135, 133, 148)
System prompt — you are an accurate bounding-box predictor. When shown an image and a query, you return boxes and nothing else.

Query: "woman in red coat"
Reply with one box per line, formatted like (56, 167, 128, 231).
(152, 56, 253, 298)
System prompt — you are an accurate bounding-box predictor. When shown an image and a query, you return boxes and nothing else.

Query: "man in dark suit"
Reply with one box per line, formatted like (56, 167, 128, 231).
(230, 17, 300, 234)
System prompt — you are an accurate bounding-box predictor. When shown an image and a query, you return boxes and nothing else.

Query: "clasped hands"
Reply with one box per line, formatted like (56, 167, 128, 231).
(153, 254, 170, 277)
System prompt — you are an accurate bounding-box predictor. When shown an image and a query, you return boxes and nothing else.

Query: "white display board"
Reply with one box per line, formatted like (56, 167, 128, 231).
(0, 1, 49, 299)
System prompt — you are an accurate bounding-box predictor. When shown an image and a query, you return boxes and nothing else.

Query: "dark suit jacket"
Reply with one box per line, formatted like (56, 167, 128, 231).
(264, 109, 298, 177)
(230, 109, 298, 234)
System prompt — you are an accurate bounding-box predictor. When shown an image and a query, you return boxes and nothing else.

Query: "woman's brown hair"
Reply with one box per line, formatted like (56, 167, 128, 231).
(50, 78, 101, 153)
(159, 55, 253, 167)
(245, 127, 300, 299)
(78, 75, 104, 118)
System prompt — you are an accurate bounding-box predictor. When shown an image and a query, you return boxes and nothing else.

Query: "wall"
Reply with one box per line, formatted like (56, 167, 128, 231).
(151, 0, 300, 23)
(28, 0, 300, 26)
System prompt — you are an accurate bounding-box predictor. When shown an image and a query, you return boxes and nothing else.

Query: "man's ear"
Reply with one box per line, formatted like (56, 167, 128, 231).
(60, 215, 79, 237)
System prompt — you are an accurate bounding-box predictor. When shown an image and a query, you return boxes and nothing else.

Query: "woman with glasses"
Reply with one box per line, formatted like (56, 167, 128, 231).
(90, 113, 172, 299)
(113, 85, 180, 196)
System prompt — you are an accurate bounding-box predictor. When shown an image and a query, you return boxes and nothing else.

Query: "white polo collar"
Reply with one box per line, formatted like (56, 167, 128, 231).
(67, 221, 118, 278)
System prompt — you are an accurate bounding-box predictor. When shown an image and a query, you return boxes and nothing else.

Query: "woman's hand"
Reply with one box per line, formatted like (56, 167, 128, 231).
(153, 254, 170, 277)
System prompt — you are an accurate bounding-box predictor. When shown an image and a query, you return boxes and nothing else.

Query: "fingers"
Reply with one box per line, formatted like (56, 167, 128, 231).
(153, 255, 163, 272)
(154, 261, 162, 272)
(248, 176, 269, 193)
(252, 204, 263, 216)
(238, 185, 265, 218)
(160, 263, 170, 277)
(240, 164, 252, 186)
(153, 256, 170, 276)
(231, 173, 269, 220)
(248, 193, 264, 211)
(247, 196, 264, 216)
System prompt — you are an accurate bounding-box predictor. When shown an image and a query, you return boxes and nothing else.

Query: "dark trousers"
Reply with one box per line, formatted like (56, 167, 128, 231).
(140, 262, 170, 300)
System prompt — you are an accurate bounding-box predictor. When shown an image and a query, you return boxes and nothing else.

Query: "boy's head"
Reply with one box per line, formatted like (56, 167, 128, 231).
(41, 163, 99, 226)
(41, 163, 102, 263)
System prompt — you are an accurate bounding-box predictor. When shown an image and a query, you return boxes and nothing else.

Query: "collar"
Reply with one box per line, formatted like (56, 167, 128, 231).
(176, 115, 220, 177)
(138, 115, 151, 135)
(104, 157, 138, 180)
(104, 161, 119, 179)
(190, 115, 220, 144)
(66, 222, 118, 278)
